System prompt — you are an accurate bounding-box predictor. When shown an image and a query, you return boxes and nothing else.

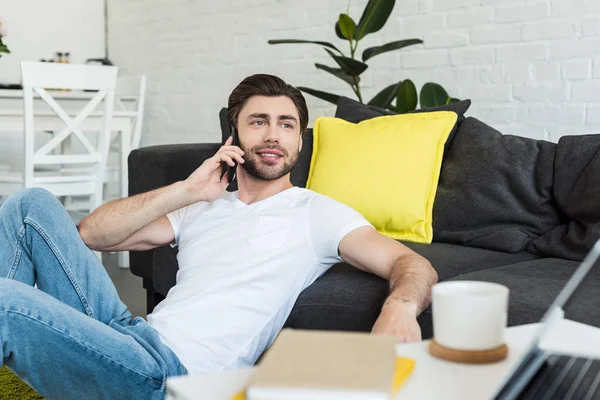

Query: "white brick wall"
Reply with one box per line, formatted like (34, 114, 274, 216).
(108, 0, 600, 144)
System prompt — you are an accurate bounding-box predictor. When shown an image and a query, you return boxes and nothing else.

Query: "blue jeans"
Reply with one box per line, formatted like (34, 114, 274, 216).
(0, 188, 187, 399)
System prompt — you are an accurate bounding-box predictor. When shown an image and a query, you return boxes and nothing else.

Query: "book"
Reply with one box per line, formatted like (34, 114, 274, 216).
(238, 329, 415, 400)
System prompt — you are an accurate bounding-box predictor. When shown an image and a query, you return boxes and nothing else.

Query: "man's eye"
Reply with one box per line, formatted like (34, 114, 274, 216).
(252, 120, 266, 126)
(281, 123, 293, 129)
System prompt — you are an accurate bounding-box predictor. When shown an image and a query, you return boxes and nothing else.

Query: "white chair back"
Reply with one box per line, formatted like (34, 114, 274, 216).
(20, 61, 118, 210)
(115, 75, 146, 149)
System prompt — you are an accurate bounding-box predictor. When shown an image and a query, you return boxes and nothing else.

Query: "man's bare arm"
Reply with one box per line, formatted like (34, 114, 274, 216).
(339, 226, 437, 312)
(78, 182, 195, 251)
(338, 226, 438, 341)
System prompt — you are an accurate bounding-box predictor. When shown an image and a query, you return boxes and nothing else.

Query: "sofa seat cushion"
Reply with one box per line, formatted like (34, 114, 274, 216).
(402, 242, 539, 281)
(448, 258, 599, 328)
(284, 262, 388, 332)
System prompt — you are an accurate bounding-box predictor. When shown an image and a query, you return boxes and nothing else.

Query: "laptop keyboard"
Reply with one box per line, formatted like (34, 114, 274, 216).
(519, 355, 600, 400)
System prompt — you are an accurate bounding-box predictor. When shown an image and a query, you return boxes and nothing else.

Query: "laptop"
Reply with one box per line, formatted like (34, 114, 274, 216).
(491, 239, 600, 400)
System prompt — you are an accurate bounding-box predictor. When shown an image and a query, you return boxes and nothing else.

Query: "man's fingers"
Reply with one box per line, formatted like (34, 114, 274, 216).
(222, 154, 235, 167)
(218, 150, 244, 165)
(213, 152, 234, 167)
(221, 145, 245, 156)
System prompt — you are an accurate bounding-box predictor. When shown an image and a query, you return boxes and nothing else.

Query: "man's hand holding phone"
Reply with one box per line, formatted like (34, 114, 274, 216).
(183, 136, 244, 202)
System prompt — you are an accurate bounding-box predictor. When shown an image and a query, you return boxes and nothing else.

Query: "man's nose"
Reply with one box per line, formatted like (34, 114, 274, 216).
(264, 125, 279, 143)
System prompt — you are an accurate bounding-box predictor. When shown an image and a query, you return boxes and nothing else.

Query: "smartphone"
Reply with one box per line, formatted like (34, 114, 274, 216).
(221, 126, 238, 183)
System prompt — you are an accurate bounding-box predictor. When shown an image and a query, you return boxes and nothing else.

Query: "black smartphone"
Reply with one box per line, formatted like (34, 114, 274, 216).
(221, 126, 238, 183)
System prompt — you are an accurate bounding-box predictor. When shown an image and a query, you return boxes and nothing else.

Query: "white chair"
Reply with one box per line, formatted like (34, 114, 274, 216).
(103, 75, 147, 199)
(0, 61, 118, 214)
(115, 75, 147, 151)
(63, 75, 147, 209)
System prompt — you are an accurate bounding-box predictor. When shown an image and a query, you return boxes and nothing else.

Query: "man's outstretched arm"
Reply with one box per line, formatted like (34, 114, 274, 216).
(338, 226, 438, 342)
(78, 183, 192, 251)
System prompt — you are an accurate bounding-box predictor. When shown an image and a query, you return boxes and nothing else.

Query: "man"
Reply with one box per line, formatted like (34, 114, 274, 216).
(0, 74, 437, 399)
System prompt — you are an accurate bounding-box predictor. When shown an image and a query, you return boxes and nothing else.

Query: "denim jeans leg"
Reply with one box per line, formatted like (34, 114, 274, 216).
(0, 279, 186, 400)
(0, 188, 130, 324)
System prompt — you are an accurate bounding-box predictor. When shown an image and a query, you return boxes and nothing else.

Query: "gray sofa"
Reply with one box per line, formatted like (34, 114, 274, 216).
(127, 97, 600, 339)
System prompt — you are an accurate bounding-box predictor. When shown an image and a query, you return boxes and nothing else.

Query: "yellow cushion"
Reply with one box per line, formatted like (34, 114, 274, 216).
(307, 112, 457, 243)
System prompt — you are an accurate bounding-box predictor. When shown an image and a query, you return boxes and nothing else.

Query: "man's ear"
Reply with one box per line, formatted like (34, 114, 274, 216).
(298, 133, 303, 152)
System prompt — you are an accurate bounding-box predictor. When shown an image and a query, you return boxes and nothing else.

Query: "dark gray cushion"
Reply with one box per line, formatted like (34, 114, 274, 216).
(334, 96, 472, 124)
(433, 117, 562, 253)
(527, 134, 600, 261)
(402, 242, 540, 281)
(448, 258, 600, 328)
(284, 263, 388, 332)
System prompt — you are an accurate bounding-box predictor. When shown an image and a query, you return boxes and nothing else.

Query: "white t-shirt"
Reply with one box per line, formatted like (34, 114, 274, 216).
(146, 187, 373, 375)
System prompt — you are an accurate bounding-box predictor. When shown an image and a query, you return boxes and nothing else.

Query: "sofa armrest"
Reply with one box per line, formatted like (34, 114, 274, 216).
(128, 143, 220, 283)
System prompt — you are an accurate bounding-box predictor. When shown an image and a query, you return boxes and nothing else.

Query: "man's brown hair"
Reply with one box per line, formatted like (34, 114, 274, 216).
(227, 74, 309, 135)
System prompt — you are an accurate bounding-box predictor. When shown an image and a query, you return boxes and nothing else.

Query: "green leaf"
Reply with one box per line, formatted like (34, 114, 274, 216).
(297, 87, 341, 105)
(337, 14, 356, 40)
(420, 82, 450, 108)
(362, 39, 423, 62)
(268, 39, 342, 55)
(368, 82, 401, 108)
(335, 22, 346, 40)
(325, 48, 368, 76)
(396, 79, 418, 113)
(355, 0, 396, 41)
(315, 63, 355, 86)
(449, 97, 461, 104)
(387, 105, 398, 112)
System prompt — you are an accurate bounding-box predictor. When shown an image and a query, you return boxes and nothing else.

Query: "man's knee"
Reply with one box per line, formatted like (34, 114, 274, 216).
(0, 279, 46, 314)
(3, 188, 61, 215)
(0, 278, 25, 308)
(16, 188, 58, 206)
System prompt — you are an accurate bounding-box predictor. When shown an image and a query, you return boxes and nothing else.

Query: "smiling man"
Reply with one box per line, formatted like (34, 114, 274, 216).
(0, 74, 437, 399)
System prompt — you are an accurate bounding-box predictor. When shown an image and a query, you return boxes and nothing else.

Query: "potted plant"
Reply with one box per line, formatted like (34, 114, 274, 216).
(268, 0, 459, 112)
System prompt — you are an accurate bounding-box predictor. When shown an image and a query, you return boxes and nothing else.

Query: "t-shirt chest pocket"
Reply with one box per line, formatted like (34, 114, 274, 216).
(247, 216, 292, 250)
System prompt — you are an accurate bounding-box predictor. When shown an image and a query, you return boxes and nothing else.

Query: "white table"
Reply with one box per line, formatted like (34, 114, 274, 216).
(0, 89, 136, 268)
(165, 319, 600, 400)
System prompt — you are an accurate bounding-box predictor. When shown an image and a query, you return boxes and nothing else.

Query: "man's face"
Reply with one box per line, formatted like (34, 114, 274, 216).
(236, 95, 302, 181)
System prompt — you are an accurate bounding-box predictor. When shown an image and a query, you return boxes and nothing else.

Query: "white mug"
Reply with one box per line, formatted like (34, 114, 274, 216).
(432, 281, 509, 351)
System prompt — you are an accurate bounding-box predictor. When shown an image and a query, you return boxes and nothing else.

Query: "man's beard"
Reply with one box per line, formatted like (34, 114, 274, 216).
(239, 142, 299, 181)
